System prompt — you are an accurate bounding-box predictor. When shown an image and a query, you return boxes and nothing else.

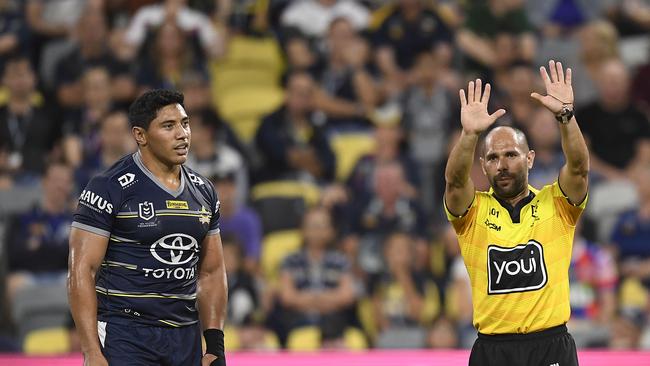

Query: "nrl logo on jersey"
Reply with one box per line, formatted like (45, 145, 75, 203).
(118, 173, 136, 188)
(138, 201, 155, 220)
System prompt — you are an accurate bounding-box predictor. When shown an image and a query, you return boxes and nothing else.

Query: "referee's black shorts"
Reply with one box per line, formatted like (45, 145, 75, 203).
(469, 324, 578, 366)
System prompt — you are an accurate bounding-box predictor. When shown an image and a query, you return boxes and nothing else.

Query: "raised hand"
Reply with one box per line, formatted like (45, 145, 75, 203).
(530, 60, 574, 114)
(459, 79, 506, 135)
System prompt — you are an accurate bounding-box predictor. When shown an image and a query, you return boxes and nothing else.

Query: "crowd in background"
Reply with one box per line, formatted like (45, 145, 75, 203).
(1, 0, 650, 354)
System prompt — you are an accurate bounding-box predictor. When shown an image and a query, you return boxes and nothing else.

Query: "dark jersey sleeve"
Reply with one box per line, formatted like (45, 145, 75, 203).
(72, 175, 119, 237)
(207, 180, 221, 236)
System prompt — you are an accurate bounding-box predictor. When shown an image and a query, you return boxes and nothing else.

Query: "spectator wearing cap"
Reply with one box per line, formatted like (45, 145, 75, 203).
(211, 171, 263, 274)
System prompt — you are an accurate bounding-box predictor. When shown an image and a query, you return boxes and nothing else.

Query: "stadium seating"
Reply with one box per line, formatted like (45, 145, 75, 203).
(329, 132, 376, 182)
(260, 230, 302, 286)
(251, 180, 321, 234)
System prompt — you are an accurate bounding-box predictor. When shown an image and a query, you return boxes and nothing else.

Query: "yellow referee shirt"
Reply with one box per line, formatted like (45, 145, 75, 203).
(445, 181, 587, 334)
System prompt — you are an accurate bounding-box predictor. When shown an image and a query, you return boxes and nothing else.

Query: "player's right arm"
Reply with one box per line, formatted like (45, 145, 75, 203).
(68, 228, 109, 366)
(67, 174, 119, 366)
(444, 79, 505, 216)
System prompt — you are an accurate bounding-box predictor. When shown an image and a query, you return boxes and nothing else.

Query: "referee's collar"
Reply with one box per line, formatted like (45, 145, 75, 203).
(490, 185, 537, 224)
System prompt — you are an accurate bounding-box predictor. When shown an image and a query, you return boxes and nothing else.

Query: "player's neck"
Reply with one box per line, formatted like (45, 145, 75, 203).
(497, 187, 530, 208)
(138, 149, 182, 188)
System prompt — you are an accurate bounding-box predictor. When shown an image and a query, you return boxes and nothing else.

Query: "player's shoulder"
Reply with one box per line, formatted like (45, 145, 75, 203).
(85, 154, 139, 191)
(183, 165, 217, 197)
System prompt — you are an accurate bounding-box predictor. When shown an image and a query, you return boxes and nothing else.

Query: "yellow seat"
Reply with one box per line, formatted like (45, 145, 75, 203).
(343, 327, 368, 350)
(251, 180, 321, 206)
(329, 133, 376, 181)
(23, 327, 70, 355)
(261, 230, 303, 285)
(223, 326, 241, 351)
(620, 278, 649, 309)
(287, 326, 321, 351)
(357, 297, 377, 342)
(216, 87, 284, 142)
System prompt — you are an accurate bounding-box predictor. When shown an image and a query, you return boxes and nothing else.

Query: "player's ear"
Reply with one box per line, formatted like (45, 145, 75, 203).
(479, 156, 487, 176)
(132, 126, 147, 147)
(527, 150, 535, 170)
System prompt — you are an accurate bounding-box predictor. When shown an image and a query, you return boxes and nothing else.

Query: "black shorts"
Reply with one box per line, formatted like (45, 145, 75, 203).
(469, 324, 578, 366)
(99, 321, 202, 365)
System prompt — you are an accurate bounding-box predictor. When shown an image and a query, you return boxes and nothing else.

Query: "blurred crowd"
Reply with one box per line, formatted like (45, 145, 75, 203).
(1, 0, 650, 354)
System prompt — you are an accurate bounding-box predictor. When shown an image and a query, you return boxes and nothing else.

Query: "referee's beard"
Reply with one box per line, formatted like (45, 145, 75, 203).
(489, 170, 528, 200)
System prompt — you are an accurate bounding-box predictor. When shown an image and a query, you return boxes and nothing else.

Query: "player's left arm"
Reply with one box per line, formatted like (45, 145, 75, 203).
(197, 233, 228, 366)
(531, 60, 589, 204)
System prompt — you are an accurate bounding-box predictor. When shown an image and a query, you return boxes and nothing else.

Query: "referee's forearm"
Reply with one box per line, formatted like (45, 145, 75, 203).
(197, 268, 228, 330)
(445, 130, 479, 187)
(68, 266, 102, 356)
(559, 117, 590, 176)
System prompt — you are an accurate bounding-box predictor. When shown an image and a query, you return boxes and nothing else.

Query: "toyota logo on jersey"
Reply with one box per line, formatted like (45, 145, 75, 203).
(150, 233, 199, 265)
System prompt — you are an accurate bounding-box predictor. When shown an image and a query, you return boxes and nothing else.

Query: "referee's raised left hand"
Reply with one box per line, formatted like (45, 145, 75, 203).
(531, 59, 574, 114)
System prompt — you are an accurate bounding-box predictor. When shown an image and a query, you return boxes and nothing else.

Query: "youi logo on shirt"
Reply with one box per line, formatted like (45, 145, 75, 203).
(487, 240, 548, 294)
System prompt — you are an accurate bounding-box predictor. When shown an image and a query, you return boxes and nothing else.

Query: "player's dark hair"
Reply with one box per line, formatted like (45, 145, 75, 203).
(127, 89, 185, 130)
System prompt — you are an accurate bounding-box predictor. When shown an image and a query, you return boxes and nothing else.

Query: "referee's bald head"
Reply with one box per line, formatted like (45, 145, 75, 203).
(482, 126, 530, 158)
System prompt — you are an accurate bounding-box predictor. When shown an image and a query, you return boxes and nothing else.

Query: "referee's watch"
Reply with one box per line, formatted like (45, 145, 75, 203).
(555, 105, 574, 124)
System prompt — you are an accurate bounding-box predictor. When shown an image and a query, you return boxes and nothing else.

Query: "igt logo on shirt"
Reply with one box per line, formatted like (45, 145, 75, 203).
(487, 241, 547, 295)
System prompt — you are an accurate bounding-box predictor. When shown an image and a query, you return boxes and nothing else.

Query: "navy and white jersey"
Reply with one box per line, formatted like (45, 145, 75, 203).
(72, 151, 220, 328)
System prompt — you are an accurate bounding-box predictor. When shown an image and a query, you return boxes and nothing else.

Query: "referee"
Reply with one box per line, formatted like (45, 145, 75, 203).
(444, 60, 589, 366)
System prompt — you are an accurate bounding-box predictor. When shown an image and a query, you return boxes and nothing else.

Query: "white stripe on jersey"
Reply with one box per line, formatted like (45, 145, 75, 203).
(98, 321, 107, 348)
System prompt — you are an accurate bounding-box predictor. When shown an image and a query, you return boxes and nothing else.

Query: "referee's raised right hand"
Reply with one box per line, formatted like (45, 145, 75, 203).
(459, 79, 506, 136)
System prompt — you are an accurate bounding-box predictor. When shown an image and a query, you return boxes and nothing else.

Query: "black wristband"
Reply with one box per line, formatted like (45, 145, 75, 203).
(203, 329, 225, 357)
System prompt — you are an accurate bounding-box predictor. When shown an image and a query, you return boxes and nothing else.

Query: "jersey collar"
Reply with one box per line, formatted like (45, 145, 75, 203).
(489, 185, 538, 224)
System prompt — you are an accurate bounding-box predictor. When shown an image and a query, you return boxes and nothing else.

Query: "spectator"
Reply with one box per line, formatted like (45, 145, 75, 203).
(61, 66, 115, 168)
(631, 56, 650, 113)
(492, 61, 539, 132)
(222, 236, 274, 349)
(280, 0, 369, 39)
(527, 108, 565, 189)
(400, 51, 455, 214)
(457, 0, 536, 77)
(74, 111, 135, 190)
(347, 123, 419, 200)
(313, 17, 377, 129)
(0, 0, 28, 73)
(0, 53, 61, 181)
(373, 0, 453, 94)
(53, 6, 135, 109)
(606, 0, 650, 36)
(124, 0, 223, 59)
(577, 59, 650, 180)
(135, 21, 206, 92)
(568, 224, 617, 348)
(370, 232, 439, 348)
(278, 207, 357, 348)
(25, 0, 85, 66)
(179, 71, 248, 160)
(573, 20, 620, 106)
(186, 112, 248, 202)
(611, 165, 650, 288)
(255, 71, 336, 182)
(210, 171, 262, 273)
(343, 161, 429, 277)
(5, 162, 75, 301)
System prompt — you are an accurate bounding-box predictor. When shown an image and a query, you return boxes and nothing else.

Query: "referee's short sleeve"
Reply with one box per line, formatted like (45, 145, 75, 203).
(444, 192, 479, 236)
(552, 181, 587, 227)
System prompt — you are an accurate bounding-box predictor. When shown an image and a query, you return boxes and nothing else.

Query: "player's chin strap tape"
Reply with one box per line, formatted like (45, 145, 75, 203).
(204, 329, 226, 366)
